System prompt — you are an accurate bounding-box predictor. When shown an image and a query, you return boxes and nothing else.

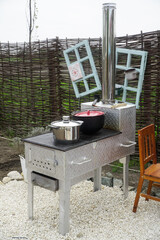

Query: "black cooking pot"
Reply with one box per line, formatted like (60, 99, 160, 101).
(72, 110, 105, 134)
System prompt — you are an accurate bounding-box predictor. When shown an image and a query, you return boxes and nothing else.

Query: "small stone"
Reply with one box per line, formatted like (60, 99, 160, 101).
(113, 178, 122, 188)
(101, 176, 113, 187)
(128, 186, 135, 191)
(152, 186, 160, 198)
(106, 172, 113, 178)
(77, 232, 83, 238)
(7, 171, 23, 180)
(2, 177, 11, 184)
(155, 191, 160, 198)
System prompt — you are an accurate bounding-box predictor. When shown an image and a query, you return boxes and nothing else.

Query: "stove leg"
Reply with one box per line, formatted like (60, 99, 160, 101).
(93, 167, 101, 191)
(28, 172, 34, 220)
(120, 156, 130, 198)
(58, 180, 70, 235)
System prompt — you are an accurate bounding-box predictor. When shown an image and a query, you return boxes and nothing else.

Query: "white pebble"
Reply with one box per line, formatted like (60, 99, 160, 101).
(2, 176, 11, 184)
(7, 171, 23, 180)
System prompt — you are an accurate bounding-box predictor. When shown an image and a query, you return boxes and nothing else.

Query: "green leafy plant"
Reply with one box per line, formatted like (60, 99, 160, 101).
(111, 161, 123, 173)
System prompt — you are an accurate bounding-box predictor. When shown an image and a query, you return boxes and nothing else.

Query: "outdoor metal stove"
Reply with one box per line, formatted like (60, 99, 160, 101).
(23, 2, 137, 236)
(23, 102, 135, 235)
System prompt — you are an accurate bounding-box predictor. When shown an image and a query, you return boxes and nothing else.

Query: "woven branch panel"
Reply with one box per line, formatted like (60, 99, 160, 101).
(0, 31, 160, 160)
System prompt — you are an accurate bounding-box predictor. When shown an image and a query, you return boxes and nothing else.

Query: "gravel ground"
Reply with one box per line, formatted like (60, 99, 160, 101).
(0, 180, 160, 240)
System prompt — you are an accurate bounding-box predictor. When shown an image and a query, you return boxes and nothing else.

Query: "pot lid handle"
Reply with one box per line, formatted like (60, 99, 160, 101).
(63, 116, 70, 123)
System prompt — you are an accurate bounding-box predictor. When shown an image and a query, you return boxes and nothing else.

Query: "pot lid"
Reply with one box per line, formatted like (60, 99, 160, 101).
(75, 110, 104, 117)
(50, 116, 83, 127)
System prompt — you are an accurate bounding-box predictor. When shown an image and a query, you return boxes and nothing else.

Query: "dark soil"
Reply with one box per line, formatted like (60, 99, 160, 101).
(0, 137, 140, 188)
(0, 138, 23, 180)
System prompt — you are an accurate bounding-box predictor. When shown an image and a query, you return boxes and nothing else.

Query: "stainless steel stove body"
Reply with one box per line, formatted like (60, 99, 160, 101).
(24, 2, 137, 235)
(24, 103, 136, 235)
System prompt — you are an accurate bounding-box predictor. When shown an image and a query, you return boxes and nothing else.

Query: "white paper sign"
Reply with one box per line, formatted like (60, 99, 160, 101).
(68, 62, 83, 81)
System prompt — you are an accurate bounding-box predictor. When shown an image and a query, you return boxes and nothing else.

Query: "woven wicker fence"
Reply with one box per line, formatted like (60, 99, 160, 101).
(0, 30, 160, 159)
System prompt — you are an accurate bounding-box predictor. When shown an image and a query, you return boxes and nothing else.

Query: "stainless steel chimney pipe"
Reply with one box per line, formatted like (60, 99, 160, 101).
(102, 3, 116, 104)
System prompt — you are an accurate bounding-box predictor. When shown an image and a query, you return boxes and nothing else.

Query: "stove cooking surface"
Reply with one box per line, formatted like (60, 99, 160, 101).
(23, 128, 121, 151)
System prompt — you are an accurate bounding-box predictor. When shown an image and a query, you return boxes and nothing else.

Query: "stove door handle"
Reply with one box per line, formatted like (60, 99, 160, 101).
(71, 157, 92, 165)
(120, 141, 136, 148)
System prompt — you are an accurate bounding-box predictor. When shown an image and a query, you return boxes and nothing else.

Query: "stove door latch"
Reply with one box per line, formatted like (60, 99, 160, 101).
(53, 159, 58, 167)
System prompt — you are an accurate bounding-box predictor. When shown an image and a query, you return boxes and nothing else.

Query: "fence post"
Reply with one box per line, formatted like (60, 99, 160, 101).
(155, 31, 160, 156)
(47, 38, 60, 120)
(143, 38, 152, 125)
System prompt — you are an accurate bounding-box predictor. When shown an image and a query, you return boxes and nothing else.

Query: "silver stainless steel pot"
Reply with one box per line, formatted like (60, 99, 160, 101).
(49, 116, 83, 142)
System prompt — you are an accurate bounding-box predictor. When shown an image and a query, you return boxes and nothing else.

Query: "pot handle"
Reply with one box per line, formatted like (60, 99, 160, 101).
(76, 120, 84, 125)
(48, 125, 60, 129)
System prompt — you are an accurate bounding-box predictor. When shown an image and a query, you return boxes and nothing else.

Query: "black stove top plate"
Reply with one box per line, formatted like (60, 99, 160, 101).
(23, 128, 121, 151)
